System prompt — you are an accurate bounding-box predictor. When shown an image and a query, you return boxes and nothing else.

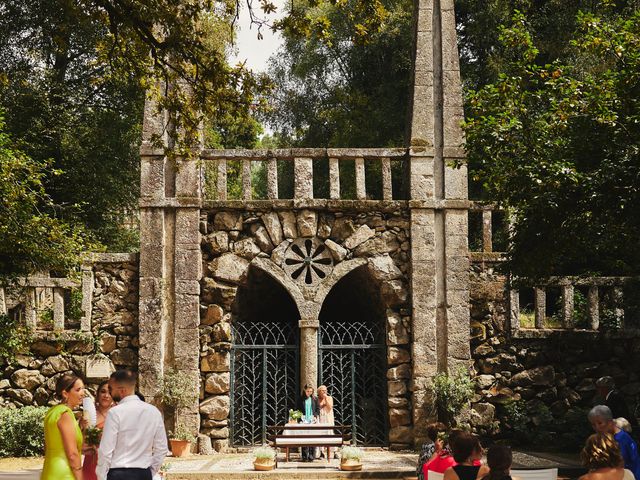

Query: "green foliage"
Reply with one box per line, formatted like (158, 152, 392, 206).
(253, 446, 276, 460)
(341, 446, 364, 461)
(0, 406, 48, 457)
(463, 6, 640, 278)
(503, 400, 553, 445)
(431, 367, 475, 425)
(169, 424, 196, 442)
(0, 314, 31, 362)
(265, 0, 412, 148)
(66, 289, 84, 322)
(288, 409, 303, 421)
(161, 369, 198, 409)
(0, 115, 93, 278)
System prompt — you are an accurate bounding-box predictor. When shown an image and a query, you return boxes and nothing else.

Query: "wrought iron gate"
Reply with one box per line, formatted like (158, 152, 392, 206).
(319, 318, 388, 445)
(231, 319, 299, 446)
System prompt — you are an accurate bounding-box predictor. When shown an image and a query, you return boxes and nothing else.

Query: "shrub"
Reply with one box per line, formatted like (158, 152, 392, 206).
(168, 424, 195, 442)
(161, 369, 198, 409)
(502, 400, 553, 445)
(253, 446, 275, 460)
(431, 367, 475, 425)
(0, 314, 31, 362)
(0, 406, 48, 457)
(341, 446, 364, 461)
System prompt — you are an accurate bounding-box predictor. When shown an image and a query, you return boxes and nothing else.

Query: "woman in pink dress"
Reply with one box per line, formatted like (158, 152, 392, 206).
(317, 385, 335, 459)
(82, 381, 113, 480)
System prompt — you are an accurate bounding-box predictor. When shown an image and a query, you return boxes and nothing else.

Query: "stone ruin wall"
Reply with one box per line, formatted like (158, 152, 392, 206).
(198, 207, 413, 450)
(467, 260, 640, 443)
(0, 255, 139, 407)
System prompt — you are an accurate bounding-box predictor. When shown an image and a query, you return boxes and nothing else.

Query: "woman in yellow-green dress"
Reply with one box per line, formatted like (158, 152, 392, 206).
(41, 373, 85, 480)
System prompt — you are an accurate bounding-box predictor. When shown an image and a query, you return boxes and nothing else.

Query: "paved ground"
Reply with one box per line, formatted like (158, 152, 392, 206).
(0, 449, 584, 480)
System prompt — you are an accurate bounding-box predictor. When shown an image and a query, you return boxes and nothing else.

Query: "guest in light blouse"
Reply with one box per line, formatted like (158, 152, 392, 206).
(97, 370, 167, 480)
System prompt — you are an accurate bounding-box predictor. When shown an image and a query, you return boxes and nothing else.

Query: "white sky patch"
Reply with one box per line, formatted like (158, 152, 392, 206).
(230, 0, 287, 72)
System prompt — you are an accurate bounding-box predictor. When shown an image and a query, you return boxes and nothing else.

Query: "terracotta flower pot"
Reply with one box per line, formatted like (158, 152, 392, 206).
(340, 459, 362, 471)
(169, 439, 191, 457)
(254, 458, 276, 471)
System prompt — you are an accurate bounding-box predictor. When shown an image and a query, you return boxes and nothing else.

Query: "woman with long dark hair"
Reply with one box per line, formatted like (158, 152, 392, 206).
(41, 374, 85, 480)
(82, 380, 114, 480)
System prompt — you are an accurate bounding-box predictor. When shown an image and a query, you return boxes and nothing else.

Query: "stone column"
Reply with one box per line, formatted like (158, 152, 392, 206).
(299, 318, 319, 388)
(407, 0, 470, 446)
(138, 89, 203, 443)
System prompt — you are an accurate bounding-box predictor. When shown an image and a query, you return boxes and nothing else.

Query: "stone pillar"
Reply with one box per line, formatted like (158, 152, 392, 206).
(407, 0, 470, 445)
(299, 318, 319, 388)
(138, 90, 202, 441)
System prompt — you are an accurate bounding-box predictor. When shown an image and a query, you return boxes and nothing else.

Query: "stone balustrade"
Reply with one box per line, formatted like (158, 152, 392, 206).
(197, 148, 407, 201)
(509, 277, 632, 335)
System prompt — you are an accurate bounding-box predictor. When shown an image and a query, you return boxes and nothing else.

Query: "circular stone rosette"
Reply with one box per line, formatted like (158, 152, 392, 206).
(283, 238, 333, 286)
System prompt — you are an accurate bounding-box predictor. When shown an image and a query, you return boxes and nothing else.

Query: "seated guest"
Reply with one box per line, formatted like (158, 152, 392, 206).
(424, 429, 464, 479)
(481, 445, 512, 480)
(595, 376, 636, 429)
(443, 431, 489, 480)
(579, 433, 634, 480)
(417, 422, 447, 480)
(588, 405, 640, 479)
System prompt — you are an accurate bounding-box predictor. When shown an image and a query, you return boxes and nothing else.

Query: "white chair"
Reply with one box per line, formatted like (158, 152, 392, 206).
(427, 472, 445, 480)
(511, 468, 558, 480)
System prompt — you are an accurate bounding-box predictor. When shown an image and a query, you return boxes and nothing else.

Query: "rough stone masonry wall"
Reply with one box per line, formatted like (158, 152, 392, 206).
(198, 208, 413, 450)
(0, 258, 139, 407)
(468, 261, 640, 444)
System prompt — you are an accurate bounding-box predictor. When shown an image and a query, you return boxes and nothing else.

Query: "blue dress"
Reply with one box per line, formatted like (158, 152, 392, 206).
(615, 430, 640, 479)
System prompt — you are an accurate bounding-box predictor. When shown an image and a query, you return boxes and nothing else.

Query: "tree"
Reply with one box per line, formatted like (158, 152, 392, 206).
(0, 114, 92, 278)
(463, 7, 640, 277)
(264, 0, 413, 148)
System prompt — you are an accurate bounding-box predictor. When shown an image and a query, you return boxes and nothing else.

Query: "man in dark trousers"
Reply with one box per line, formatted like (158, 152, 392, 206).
(596, 376, 637, 429)
(297, 383, 320, 462)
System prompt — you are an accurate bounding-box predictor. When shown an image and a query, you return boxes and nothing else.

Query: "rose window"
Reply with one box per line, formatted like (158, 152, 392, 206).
(283, 238, 333, 286)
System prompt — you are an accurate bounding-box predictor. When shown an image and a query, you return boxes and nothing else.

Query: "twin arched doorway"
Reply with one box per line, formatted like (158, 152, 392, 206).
(231, 264, 389, 446)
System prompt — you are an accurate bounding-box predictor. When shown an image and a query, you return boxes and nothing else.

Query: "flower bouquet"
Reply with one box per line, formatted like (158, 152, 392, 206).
(288, 409, 303, 423)
(85, 426, 103, 447)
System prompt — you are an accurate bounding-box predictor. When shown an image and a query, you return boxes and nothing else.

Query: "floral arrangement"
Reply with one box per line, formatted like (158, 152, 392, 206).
(288, 409, 303, 422)
(84, 426, 103, 446)
(253, 446, 276, 460)
(340, 446, 364, 461)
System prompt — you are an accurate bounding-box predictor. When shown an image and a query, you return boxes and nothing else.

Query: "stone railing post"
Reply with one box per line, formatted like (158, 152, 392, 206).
(299, 318, 319, 389)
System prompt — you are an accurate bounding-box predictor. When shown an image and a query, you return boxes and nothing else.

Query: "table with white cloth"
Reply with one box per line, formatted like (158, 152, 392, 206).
(269, 423, 350, 464)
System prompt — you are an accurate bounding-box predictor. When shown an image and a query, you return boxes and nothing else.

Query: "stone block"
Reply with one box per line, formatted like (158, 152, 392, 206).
(389, 426, 413, 444)
(208, 253, 249, 285)
(296, 210, 317, 237)
(212, 323, 232, 343)
(278, 211, 297, 239)
(110, 348, 138, 367)
(380, 280, 408, 307)
(213, 212, 243, 231)
(388, 380, 407, 397)
(204, 231, 229, 255)
(201, 278, 237, 309)
(344, 225, 375, 250)
(253, 226, 274, 253)
(331, 217, 356, 241)
(198, 434, 214, 455)
(261, 212, 284, 246)
(388, 347, 411, 366)
(233, 238, 261, 259)
(175, 248, 202, 281)
(212, 439, 229, 452)
(325, 239, 347, 262)
(199, 395, 230, 420)
(175, 209, 201, 245)
(11, 369, 45, 391)
(317, 214, 334, 239)
(468, 403, 496, 428)
(205, 373, 230, 395)
(43, 355, 70, 374)
(511, 366, 556, 387)
(389, 408, 411, 427)
(206, 427, 230, 439)
(387, 311, 410, 346)
(202, 304, 224, 325)
(387, 364, 411, 381)
(271, 239, 291, 267)
(31, 341, 59, 357)
(368, 255, 402, 282)
(201, 350, 230, 372)
(389, 397, 409, 408)
(7, 388, 33, 404)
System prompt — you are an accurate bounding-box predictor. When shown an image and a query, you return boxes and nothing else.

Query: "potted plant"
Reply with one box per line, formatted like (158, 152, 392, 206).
(253, 446, 276, 471)
(340, 446, 363, 471)
(169, 425, 195, 457)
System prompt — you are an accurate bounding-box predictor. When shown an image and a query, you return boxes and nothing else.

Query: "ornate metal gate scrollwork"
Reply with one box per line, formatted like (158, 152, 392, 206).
(319, 318, 388, 446)
(231, 319, 299, 446)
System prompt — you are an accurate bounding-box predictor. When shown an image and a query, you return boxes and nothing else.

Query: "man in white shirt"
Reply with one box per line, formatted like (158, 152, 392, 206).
(97, 369, 168, 480)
